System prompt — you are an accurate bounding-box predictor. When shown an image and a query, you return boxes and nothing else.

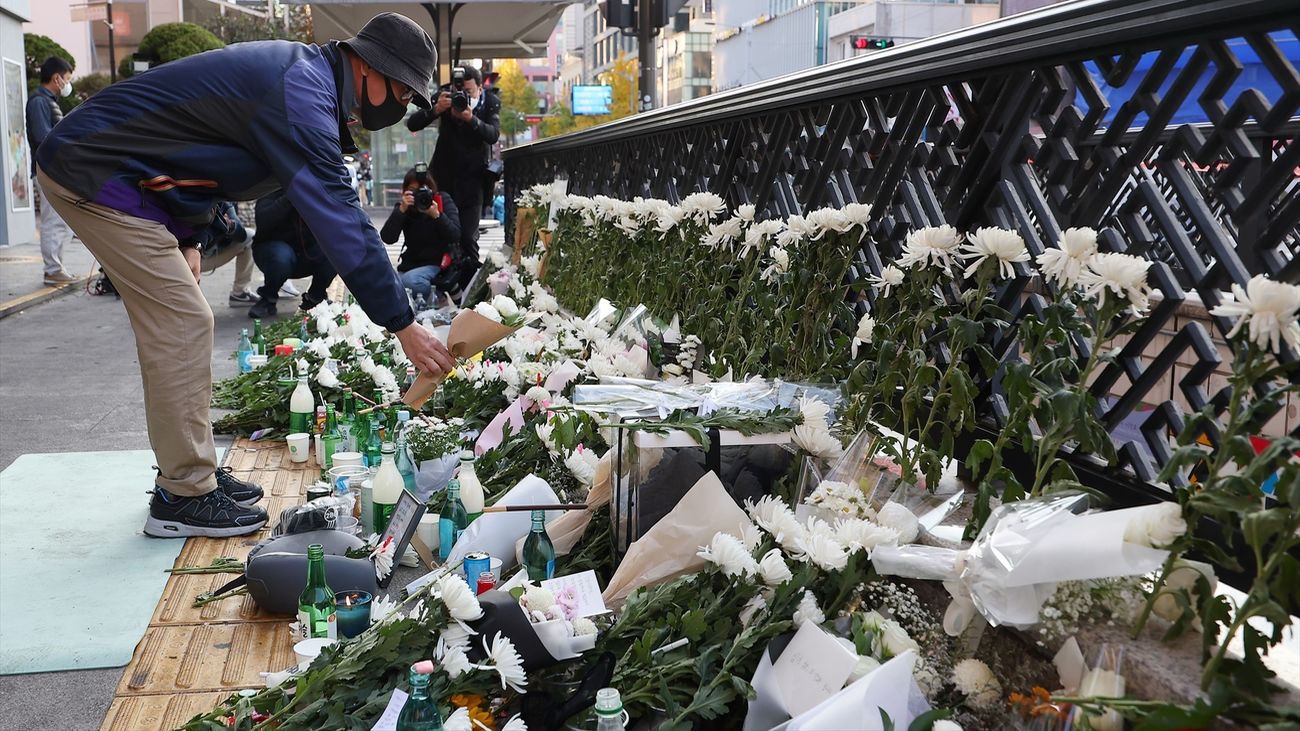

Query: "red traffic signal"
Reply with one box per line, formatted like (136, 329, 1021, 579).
(524, 115, 545, 124)
(850, 36, 894, 50)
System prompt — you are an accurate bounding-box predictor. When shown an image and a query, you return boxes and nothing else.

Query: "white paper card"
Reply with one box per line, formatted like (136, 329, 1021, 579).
(542, 570, 609, 617)
(771, 622, 859, 718)
(370, 688, 408, 731)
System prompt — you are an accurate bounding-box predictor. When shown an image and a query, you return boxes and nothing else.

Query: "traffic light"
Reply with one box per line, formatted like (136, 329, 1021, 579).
(524, 114, 545, 124)
(850, 36, 894, 50)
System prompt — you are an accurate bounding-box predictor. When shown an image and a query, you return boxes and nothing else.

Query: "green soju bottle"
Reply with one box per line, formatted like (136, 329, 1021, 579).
(396, 664, 444, 730)
(363, 418, 383, 469)
(296, 543, 336, 640)
(523, 509, 556, 581)
(339, 389, 356, 451)
(352, 410, 370, 457)
(320, 405, 342, 480)
(251, 318, 267, 356)
(438, 479, 469, 562)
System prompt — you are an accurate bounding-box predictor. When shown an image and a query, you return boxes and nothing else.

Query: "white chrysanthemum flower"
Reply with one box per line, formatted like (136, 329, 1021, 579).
(737, 204, 756, 222)
(746, 496, 807, 549)
(502, 714, 528, 731)
(865, 264, 906, 298)
(793, 589, 825, 628)
(565, 446, 600, 486)
(1079, 252, 1154, 314)
(369, 538, 395, 579)
(897, 225, 962, 271)
(798, 396, 832, 432)
(807, 207, 852, 238)
(473, 301, 503, 323)
(932, 722, 963, 731)
(306, 338, 331, 360)
(759, 246, 791, 283)
(523, 586, 556, 613)
(439, 623, 473, 654)
(741, 219, 785, 258)
(441, 646, 472, 678)
(960, 227, 1029, 280)
(480, 632, 528, 692)
(1036, 227, 1098, 289)
(653, 206, 688, 234)
(573, 617, 598, 636)
(842, 202, 872, 232)
(777, 215, 814, 248)
(697, 532, 760, 577)
(525, 385, 551, 405)
(535, 423, 559, 454)
(1209, 274, 1300, 354)
(875, 502, 919, 544)
(792, 520, 849, 571)
(792, 425, 844, 462)
(1123, 502, 1187, 549)
(436, 574, 484, 625)
(680, 192, 726, 225)
(835, 518, 899, 554)
(703, 216, 744, 250)
(757, 548, 793, 586)
(316, 366, 340, 389)
(491, 294, 521, 321)
(737, 521, 764, 552)
(952, 658, 1002, 709)
(852, 314, 875, 358)
(444, 707, 473, 731)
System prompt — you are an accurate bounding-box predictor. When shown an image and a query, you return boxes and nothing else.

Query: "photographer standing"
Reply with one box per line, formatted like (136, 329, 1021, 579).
(406, 64, 500, 291)
(380, 166, 461, 309)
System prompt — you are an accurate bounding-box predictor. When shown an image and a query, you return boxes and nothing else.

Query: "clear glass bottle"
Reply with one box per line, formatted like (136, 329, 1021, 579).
(396, 664, 443, 730)
(296, 543, 335, 640)
(523, 509, 556, 581)
(456, 452, 484, 523)
(237, 329, 254, 373)
(395, 414, 418, 495)
(363, 418, 383, 469)
(438, 479, 469, 562)
(320, 405, 342, 480)
(289, 374, 315, 435)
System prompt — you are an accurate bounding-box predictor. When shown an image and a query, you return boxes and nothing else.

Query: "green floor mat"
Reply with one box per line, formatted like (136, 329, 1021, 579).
(0, 449, 221, 674)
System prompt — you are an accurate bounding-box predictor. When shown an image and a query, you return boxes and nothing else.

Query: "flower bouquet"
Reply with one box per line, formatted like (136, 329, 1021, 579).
(404, 295, 529, 408)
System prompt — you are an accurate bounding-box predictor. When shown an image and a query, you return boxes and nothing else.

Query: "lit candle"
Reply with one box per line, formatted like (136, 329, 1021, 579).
(334, 591, 372, 639)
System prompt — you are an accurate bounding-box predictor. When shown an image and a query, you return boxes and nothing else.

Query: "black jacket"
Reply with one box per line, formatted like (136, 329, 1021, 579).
(379, 193, 462, 272)
(408, 88, 501, 188)
(25, 86, 62, 173)
(253, 190, 318, 252)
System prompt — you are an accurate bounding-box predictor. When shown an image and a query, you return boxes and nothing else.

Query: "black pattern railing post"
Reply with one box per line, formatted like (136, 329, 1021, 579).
(503, 0, 1300, 585)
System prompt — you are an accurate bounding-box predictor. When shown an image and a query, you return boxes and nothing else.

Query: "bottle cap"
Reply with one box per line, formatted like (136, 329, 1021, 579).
(381, 441, 395, 452)
(594, 688, 623, 715)
(397, 410, 410, 422)
(461, 450, 474, 461)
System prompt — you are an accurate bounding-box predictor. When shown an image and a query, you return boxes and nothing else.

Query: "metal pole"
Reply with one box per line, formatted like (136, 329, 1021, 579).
(106, 0, 116, 83)
(636, 0, 654, 112)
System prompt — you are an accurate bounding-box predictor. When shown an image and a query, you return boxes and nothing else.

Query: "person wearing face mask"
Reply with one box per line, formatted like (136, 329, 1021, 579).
(33, 13, 456, 539)
(26, 56, 78, 286)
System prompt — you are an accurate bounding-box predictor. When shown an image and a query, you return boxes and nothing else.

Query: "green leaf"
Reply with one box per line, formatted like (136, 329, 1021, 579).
(907, 708, 953, 731)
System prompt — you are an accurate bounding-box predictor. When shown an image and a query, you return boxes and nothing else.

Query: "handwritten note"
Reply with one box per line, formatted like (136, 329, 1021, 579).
(770, 622, 858, 717)
(370, 689, 408, 731)
(542, 570, 609, 618)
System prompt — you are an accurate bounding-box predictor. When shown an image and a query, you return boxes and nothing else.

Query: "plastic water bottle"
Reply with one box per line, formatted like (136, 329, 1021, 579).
(237, 329, 254, 373)
(594, 688, 627, 730)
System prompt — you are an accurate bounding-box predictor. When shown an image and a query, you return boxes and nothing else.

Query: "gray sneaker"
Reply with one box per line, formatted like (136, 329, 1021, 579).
(228, 291, 258, 306)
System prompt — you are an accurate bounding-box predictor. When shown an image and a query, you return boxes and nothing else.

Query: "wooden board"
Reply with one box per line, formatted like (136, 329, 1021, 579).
(100, 438, 312, 731)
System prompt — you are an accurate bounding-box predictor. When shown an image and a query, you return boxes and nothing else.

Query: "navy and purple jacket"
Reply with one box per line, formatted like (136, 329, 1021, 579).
(36, 40, 413, 332)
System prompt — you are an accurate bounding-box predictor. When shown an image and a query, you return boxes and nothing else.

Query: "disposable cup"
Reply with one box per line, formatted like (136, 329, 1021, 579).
(286, 433, 310, 463)
(247, 354, 268, 370)
(416, 514, 439, 556)
(293, 637, 335, 665)
(333, 515, 360, 534)
(331, 452, 363, 469)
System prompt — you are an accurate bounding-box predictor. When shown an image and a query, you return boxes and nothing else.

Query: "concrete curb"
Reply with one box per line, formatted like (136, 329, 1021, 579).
(0, 278, 91, 321)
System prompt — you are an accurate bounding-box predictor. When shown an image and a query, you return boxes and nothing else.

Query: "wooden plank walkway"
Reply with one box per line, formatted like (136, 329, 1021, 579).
(99, 439, 309, 731)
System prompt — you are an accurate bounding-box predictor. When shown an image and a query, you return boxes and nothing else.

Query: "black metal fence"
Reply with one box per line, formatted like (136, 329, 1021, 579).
(502, 0, 1299, 544)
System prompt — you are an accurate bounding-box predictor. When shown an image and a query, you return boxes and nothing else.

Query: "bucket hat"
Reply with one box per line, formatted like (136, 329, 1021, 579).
(340, 12, 436, 109)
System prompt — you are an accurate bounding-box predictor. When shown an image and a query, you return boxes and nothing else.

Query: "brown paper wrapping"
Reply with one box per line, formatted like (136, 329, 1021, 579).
(402, 309, 520, 409)
(600, 471, 755, 609)
(514, 453, 613, 564)
(512, 208, 536, 265)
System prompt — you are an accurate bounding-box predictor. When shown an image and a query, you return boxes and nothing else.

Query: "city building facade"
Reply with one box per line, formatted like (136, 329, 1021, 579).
(1, 0, 35, 245)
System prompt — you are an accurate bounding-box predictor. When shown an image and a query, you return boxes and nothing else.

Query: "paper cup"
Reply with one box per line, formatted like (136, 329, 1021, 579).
(490, 557, 503, 583)
(331, 452, 363, 469)
(416, 514, 440, 555)
(314, 434, 323, 465)
(334, 515, 360, 535)
(247, 354, 268, 370)
(293, 637, 335, 665)
(286, 433, 310, 463)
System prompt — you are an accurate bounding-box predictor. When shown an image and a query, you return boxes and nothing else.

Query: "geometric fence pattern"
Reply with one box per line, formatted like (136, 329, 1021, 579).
(503, 0, 1299, 501)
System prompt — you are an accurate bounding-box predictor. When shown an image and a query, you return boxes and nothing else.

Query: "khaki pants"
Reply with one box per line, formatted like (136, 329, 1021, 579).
(38, 168, 218, 497)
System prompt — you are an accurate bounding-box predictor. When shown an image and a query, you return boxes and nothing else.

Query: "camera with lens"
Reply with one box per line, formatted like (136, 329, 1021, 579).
(450, 66, 469, 112)
(412, 162, 435, 212)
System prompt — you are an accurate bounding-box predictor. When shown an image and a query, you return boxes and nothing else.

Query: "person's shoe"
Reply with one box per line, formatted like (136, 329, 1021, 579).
(43, 271, 79, 286)
(280, 281, 301, 296)
(299, 294, 324, 312)
(228, 290, 258, 307)
(249, 298, 277, 319)
(143, 486, 268, 538)
(215, 466, 264, 507)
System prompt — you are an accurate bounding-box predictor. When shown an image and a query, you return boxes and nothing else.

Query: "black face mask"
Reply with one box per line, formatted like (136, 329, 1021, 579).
(359, 73, 408, 131)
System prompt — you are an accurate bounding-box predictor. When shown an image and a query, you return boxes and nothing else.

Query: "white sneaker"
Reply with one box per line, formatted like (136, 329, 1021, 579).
(280, 281, 300, 296)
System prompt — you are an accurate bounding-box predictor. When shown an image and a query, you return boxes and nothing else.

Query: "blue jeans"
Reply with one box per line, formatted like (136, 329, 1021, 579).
(400, 265, 441, 299)
(252, 240, 337, 304)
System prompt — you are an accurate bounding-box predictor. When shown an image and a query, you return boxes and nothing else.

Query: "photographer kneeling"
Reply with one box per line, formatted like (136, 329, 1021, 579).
(249, 190, 339, 319)
(380, 165, 461, 309)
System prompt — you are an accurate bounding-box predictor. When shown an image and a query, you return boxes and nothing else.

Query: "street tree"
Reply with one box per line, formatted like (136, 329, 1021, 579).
(496, 59, 540, 145)
(119, 22, 224, 79)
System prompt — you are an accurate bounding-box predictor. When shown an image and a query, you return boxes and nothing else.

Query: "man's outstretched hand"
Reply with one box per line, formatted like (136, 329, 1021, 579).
(394, 323, 455, 380)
